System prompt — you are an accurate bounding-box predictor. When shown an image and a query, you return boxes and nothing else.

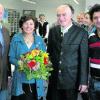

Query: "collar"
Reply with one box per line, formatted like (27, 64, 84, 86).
(0, 23, 2, 29)
(61, 23, 73, 34)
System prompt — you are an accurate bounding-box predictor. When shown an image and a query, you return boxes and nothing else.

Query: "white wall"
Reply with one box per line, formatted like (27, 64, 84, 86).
(35, 0, 86, 25)
(1, 0, 86, 25)
(86, 0, 100, 12)
(0, 0, 37, 16)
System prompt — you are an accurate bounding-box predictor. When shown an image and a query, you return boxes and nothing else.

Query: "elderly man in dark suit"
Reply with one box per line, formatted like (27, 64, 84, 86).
(46, 4, 89, 100)
(0, 3, 10, 100)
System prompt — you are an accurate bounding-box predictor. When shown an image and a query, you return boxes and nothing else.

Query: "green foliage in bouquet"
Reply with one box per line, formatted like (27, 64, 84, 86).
(18, 49, 53, 80)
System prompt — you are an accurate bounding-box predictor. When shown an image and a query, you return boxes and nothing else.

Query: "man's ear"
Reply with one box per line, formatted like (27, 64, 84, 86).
(71, 14, 74, 19)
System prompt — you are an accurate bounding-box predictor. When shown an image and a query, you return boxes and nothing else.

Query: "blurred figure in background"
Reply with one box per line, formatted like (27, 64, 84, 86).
(34, 17, 38, 33)
(84, 12, 96, 35)
(36, 14, 49, 45)
(76, 12, 88, 30)
(77, 12, 85, 26)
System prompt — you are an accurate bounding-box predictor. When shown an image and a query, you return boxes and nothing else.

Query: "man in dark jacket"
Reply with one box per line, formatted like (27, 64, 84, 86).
(0, 3, 10, 100)
(47, 4, 89, 100)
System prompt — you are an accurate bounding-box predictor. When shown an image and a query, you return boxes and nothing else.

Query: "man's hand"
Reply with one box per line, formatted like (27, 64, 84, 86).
(78, 85, 88, 93)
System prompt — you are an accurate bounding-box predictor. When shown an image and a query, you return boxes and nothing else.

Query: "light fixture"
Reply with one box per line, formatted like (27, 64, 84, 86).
(22, 0, 36, 4)
(73, 0, 79, 5)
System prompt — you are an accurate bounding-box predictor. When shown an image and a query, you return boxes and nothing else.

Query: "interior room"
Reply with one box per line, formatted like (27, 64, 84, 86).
(0, 0, 100, 100)
(0, 0, 99, 36)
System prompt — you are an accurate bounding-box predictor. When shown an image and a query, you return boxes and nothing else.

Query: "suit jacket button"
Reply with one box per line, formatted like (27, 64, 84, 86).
(59, 61, 62, 64)
(60, 52, 63, 55)
(61, 34, 63, 37)
(59, 70, 61, 73)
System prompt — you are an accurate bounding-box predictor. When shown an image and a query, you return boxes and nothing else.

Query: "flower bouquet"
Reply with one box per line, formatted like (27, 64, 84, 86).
(18, 49, 53, 80)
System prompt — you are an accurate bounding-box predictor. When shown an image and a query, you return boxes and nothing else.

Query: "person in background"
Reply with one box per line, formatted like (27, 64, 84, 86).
(0, 3, 10, 100)
(34, 17, 38, 33)
(84, 12, 96, 34)
(77, 12, 85, 26)
(36, 14, 49, 45)
(9, 15, 46, 100)
(46, 4, 89, 100)
(88, 4, 100, 100)
(76, 12, 89, 31)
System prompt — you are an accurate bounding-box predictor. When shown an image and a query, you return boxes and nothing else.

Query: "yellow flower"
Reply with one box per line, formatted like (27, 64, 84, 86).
(42, 52, 48, 58)
(31, 49, 40, 57)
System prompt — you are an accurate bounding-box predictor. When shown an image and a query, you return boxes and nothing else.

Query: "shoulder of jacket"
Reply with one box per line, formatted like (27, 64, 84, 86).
(35, 35, 43, 42)
(50, 25, 59, 30)
(11, 33, 22, 42)
(76, 24, 87, 33)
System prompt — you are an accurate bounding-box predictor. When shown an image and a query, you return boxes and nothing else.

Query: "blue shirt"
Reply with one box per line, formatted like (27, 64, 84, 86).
(9, 33, 46, 98)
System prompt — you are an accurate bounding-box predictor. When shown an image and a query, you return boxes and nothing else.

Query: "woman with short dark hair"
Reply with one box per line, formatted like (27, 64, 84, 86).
(9, 15, 46, 100)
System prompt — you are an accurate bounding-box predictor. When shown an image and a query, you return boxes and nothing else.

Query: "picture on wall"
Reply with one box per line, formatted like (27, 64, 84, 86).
(23, 10, 36, 17)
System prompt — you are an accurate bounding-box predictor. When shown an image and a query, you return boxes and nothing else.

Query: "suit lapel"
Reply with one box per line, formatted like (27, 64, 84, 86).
(54, 25, 63, 44)
(53, 25, 63, 54)
(1, 27, 8, 48)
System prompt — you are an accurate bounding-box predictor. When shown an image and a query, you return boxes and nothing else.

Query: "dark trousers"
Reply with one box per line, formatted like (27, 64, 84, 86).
(46, 86, 78, 100)
(11, 83, 37, 100)
(89, 77, 100, 100)
(81, 92, 89, 100)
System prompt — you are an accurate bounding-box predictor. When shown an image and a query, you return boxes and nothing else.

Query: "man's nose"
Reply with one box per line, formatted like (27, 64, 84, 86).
(59, 15, 64, 20)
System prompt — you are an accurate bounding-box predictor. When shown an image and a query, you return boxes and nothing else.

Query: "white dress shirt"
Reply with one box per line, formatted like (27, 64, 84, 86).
(61, 23, 73, 36)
